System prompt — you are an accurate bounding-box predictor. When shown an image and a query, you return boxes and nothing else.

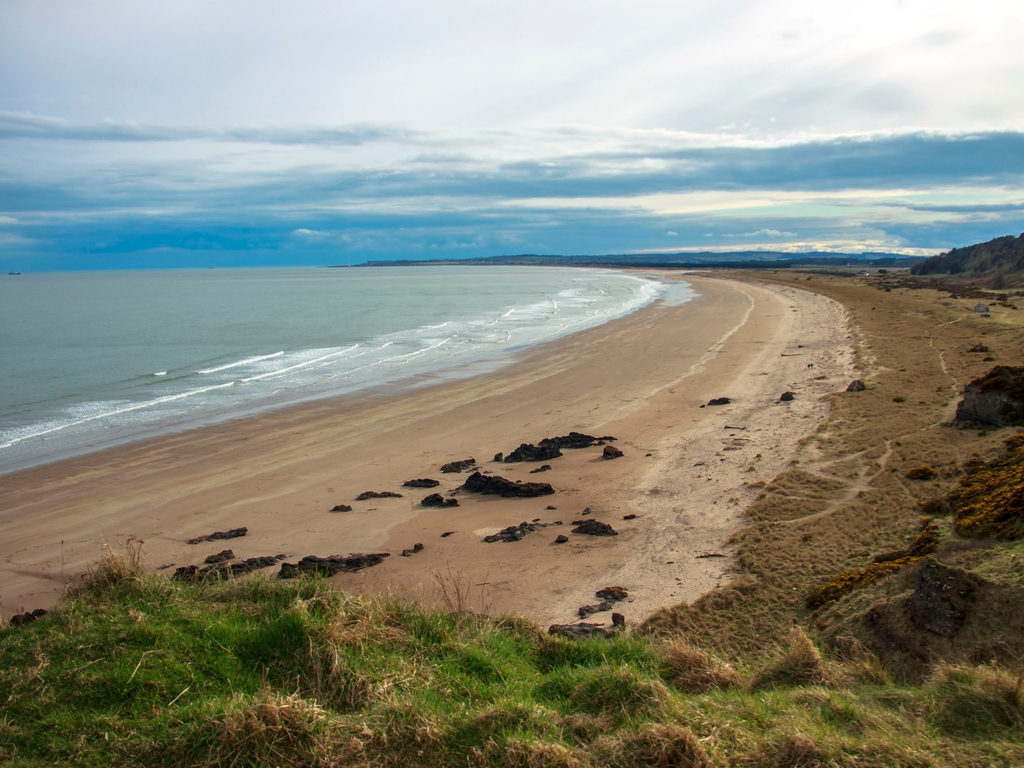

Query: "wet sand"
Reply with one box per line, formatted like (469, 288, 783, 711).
(0, 274, 852, 627)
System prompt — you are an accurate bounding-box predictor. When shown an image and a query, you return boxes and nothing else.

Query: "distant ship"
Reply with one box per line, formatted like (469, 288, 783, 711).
(8, 272, 21, 275)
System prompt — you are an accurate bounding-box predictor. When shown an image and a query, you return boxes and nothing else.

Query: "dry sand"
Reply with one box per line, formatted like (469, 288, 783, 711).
(0, 275, 853, 627)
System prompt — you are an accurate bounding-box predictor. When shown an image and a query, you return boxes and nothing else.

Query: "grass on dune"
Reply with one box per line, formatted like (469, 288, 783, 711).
(2, 545, 1023, 767)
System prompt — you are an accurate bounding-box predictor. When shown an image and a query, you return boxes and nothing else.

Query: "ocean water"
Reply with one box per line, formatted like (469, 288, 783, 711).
(0, 266, 692, 472)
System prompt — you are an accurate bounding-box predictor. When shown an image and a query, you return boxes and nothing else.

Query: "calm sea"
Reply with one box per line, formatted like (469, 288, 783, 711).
(0, 266, 692, 472)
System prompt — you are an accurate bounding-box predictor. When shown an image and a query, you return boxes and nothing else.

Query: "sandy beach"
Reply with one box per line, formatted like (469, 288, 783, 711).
(0, 274, 852, 626)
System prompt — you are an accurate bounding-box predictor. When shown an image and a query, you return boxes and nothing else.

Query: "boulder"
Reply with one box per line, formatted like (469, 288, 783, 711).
(908, 559, 979, 637)
(421, 493, 459, 508)
(846, 380, 866, 392)
(187, 527, 247, 545)
(596, 585, 628, 601)
(707, 397, 731, 406)
(356, 491, 403, 501)
(602, 445, 624, 460)
(554, 534, 569, 544)
(968, 343, 990, 353)
(530, 464, 552, 474)
(779, 391, 795, 402)
(330, 504, 353, 512)
(578, 600, 614, 618)
(954, 366, 1024, 426)
(462, 471, 555, 498)
(441, 458, 477, 473)
(8, 608, 48, 627)
(403, 478, 440, 488)
(571, 520, 618, 536)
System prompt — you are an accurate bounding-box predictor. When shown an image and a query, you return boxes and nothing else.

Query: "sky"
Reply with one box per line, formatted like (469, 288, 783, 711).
(1, 0, 1023, 270)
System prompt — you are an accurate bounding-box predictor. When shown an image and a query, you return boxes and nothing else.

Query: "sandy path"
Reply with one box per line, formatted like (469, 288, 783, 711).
(0, 275, 851, 627)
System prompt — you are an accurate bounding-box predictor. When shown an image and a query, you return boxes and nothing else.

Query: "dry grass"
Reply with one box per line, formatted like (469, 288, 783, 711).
(590, 723, 709, 768)
(658, 642, 743, 693)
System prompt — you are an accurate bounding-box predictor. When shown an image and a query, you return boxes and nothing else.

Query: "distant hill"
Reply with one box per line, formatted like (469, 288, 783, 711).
(910, 233, 1024, 287)
(356, 250, 925, 270)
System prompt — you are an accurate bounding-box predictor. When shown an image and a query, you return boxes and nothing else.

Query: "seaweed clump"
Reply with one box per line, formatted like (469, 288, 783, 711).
(948, 433, 1024, 540)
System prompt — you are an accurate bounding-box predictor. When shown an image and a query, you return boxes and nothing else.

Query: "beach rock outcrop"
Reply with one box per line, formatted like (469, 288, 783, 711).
(602, 445, 623, 460)
(596, 585, 628, 601)
(530, 464, 552, 474)
(441, 458, 477, 473)
(503, 442, 563, 463)
(278, 553, 390, 579)
(707, 397, 731, 406)
(356, 491, 403, 501)
(544, 432, 617, 449)
(462, 471, 555, 498)
(204, 549, 234, 564)
(187, 527, 247, 545)
(548, 622, 621, 640)
(954, 366, 1024, 427)
(846, 380, 866, 392)
(571, 520, 618, 536)
(578, 600, 614, 617)
(8, 608, 48, 627)
(484, 521, 547, 543)
(403, 478, 440, 488)
(330, 504, 353, 512)
(173, 554, 285, 583)
(421, 493, 459, 507)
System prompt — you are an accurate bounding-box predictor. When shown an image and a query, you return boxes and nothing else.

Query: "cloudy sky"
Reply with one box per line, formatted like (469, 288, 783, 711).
(1, 0, 1023, 270)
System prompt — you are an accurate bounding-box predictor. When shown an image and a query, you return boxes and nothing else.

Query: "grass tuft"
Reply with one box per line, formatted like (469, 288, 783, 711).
(751, 629, 831, 690)
(658, 642, 743, 693)
(590, 723, 709, 768)
(927, 663, 1024, 738)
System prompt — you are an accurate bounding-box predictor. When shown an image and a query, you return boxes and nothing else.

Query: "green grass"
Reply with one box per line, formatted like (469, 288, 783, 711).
(1, 551, 1022, 766)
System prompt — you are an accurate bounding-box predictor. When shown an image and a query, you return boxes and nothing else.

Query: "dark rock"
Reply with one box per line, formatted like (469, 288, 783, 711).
(421, 493, 459, 507)
(554, 534, 569, 543)
(544, 432, 617, 449)
(582, 507, 592, 515)
(204, 549, 234, 564)
(546, 505, 557, 510)
(530, 464, 553, 474)
(440, 531, 455, 537)
(602, 445, 624, 459)
(596, 585, 628, 601)
(413, 543, 424, 552)
(8, 608, 48, 627)
(969, 343, 990, 353)
(504, 443, 563, 463)
(402, 543, 426, 557)
(779, 391, 795, 402)
(493, 452, 503, 462)
(572, 520, 618, 536)
(954, 366, 1024, 427)
(846, 380, 866, 392)
(173, 554, 284, 583)
(707, 397, 731, 406)
(611, 612, 626, 628)
(277, 553, 391, 579)
(484, 521, 547, 543)
(548, 622, 621, 639)
(908, 559, 979, 637)
(462, 471, 554, 498)
(578, 600, 614, 617)
(441, 458, 477, 473)
(356, 491, 403, 501)
(403, 478, 440, 488)
(187, 526, 247, 545)
(330, 504, 353, 512)
(622, 514, 638, 520)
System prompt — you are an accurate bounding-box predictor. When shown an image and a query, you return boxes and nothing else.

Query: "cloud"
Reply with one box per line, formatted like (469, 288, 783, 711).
(292, 228, 331, 238)
(725, 229, 798, 238)
(666, 231, 677, 236)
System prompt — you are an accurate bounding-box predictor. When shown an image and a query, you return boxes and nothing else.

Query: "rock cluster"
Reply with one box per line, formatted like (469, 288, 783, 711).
(7, 608, 48, 627)
(403, 478, 440, 488)
(187, 527, 247, 545)
(330, 504, 353, 512)
(503, 442, 563, 463)
(484, 521, 550, 543)
(204, 549, 234, 564)
(462, 471, 554, 498)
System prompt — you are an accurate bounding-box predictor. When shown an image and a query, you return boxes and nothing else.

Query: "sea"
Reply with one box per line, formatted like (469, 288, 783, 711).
(0, 266, 693, 473)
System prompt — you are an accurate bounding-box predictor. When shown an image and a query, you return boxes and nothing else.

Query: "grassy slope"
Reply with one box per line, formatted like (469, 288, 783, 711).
(3, 271, 1024, 767)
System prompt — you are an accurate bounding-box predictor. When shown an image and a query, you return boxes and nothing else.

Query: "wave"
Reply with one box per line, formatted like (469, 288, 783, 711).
(197, 351, 284, 375)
